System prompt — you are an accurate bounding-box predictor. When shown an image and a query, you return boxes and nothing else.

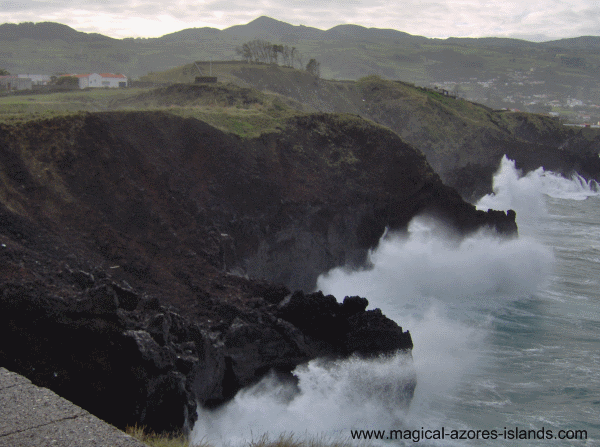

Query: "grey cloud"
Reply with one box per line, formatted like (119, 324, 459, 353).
(2, 0, 599, 40)
(1, 1, 30, 10)
(1, 0, 71, 12)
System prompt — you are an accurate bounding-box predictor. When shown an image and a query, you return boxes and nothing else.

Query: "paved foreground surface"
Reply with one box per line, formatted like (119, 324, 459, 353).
(0, 367, 148, 447)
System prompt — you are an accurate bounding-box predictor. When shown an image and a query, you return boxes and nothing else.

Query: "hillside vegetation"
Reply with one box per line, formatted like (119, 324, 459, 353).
(0, 82, 306, 138)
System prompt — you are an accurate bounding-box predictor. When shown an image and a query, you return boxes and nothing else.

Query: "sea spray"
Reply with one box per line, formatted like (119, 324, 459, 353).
(191, 156, 600, 446)
(476, 155, 600, 225)
(319, 219, 552, 312)
(316, 216, 553, 440)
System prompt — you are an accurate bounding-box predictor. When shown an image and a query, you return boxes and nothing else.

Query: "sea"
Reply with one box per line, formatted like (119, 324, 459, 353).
(192, 156, 600, 446)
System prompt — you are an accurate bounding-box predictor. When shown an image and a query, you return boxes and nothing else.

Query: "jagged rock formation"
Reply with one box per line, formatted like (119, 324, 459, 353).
(0, 111, 514, 432)
(0, 271, 412, 433)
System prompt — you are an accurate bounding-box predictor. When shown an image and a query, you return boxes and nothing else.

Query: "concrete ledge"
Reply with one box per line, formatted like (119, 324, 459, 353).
(0, 368, 148, 447)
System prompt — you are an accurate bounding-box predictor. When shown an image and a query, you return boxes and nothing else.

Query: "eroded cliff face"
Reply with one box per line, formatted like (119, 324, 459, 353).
(353, 80, 600, 202)
(226, 69, 600, 202)
(0, 111, 514, 432)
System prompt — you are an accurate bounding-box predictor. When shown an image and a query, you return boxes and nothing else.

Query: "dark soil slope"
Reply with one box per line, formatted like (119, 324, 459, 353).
(0, 111, 515, 293)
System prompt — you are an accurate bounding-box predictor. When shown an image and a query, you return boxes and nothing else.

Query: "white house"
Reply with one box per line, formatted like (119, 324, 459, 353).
(70, 74, 91, 89)
(90, 73, 128, 88)
(18, 74, 52, 85)
(70, 73, 128, 89)
(0, 75, 32, 91)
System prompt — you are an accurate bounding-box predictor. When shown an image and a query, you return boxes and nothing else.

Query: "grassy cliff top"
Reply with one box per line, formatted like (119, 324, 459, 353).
(0, 81, 308, 138)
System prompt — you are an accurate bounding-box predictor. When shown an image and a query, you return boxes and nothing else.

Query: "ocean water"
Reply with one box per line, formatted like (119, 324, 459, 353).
(192, 156, 600, 446)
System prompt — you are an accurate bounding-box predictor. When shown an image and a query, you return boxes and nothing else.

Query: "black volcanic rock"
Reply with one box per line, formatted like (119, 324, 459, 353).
(0, 111, 516, 293)
(340, 295, 369, 315)
(0, 272, 413, 432)
(345, 308, 413, 355)
(277, 291, 412, 356)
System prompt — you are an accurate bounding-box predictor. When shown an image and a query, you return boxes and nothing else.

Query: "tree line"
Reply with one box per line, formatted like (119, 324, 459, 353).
(235, 40, 320, 78)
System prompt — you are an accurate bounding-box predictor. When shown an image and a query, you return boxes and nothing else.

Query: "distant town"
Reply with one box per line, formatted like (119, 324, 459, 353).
(0, 72, 128, 91)
(433, 67, 600, 127)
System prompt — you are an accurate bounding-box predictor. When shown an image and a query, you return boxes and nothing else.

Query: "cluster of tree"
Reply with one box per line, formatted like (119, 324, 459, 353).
(236, 40, 301, 67)
(305, 58, 320, 78)
(53, 75, 79, 86)
(0, 68, 9, 76)
(235, 40, 320, 77)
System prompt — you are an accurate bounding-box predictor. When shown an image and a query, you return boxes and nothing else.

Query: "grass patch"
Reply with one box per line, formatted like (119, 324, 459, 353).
(126, 427, 367, 447)
(0, 83, 304, 137)
(0, 88, 146, 123)
(126, 425, 196, 447)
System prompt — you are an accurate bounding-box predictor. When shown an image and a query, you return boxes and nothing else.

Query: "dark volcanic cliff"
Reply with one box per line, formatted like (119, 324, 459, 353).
(0, 111, 515, 432)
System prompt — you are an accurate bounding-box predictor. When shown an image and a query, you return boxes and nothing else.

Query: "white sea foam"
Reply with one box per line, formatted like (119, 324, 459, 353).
(315, 216, 553, 439)
(192, 353, 416, 446)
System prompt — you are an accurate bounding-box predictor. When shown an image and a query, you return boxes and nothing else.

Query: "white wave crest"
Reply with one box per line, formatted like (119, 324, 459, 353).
(191, 353, 416, 446)
(476, 156, 599, 225)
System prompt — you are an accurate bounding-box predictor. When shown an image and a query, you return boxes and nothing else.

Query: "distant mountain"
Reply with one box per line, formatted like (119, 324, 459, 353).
(541, 36, 600, 50)
(322, 24, 425, 42)
(221, 17, 427, 43)
(156, 27, 221, 43)
(443, 36, 539, 49)
(0, 21, 114, 43)
(223, 16, 324, 42)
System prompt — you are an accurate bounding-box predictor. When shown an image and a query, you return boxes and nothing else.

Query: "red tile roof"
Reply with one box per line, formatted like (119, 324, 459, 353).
(97, 73, 127, 78)
(65, 73, 127, 79)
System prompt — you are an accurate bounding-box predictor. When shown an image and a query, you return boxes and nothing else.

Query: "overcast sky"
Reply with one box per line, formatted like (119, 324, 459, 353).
(2, 0, 599, 41)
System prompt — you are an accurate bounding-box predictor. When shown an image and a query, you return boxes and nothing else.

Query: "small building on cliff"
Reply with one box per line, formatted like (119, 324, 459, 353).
(69, 73, 128, 89)
(18, 74, 52, 86)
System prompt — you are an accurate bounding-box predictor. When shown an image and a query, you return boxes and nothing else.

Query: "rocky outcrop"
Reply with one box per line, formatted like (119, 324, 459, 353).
(0, 111, 513, 433)
(277, 292, 412, 355)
